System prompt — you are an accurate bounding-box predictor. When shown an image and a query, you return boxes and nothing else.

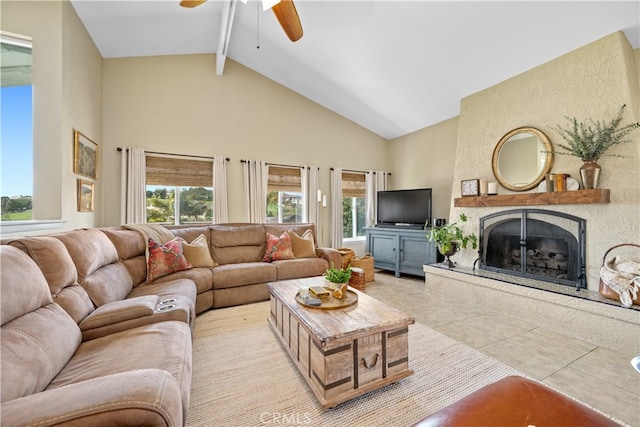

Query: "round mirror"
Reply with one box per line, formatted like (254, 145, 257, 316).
(492, 127, 553, 191)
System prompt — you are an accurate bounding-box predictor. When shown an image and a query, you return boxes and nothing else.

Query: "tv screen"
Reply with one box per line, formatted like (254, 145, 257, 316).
(377, 188, 432, 228)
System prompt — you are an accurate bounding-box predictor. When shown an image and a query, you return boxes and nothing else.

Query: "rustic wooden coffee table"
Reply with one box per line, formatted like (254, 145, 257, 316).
(267, 277, 415, 409)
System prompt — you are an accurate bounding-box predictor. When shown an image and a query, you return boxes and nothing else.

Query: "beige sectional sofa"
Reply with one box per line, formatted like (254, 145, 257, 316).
(1, 222, 339, 426)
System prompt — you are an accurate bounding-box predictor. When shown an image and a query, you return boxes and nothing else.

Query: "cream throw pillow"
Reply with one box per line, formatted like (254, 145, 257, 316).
(181, 234, 217, 268)
(289, 230, 317, 258)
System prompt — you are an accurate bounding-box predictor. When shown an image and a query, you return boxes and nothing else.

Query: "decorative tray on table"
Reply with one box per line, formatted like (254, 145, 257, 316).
(295, 289, 358, 310)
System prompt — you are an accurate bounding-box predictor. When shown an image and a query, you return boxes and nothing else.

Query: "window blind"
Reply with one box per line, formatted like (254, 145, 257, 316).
(342, 171, 365, 198)
(146, 155, 213, 187)
(268, 166, 301, 192)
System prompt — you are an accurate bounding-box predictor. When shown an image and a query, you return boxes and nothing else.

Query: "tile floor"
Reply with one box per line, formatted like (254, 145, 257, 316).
(362, 271, 640, 426)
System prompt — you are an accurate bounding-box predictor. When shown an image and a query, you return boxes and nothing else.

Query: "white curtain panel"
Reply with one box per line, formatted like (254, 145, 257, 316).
(330, 167, 343, 249)
(300, 166, 308, 223)
(366, 170, 389, 227)
(242, 160, 268, 223)
(300, 165, 320, 224)
(120, 147, 147, 224)
(213, 156, 229, 223)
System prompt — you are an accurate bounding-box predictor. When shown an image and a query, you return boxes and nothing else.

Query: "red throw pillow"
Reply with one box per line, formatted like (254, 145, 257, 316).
(263, 231, 295, 262)
(147, 237, 192, 283)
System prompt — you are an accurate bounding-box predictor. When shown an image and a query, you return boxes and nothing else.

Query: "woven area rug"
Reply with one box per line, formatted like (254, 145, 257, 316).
(186, 301, 523, 427)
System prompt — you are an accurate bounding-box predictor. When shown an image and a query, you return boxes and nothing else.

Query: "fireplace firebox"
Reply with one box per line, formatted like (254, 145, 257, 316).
(479, 209, 586, 290)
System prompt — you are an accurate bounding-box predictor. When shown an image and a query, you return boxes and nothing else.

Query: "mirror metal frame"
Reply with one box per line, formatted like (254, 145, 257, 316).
(492, 127, 554, 192)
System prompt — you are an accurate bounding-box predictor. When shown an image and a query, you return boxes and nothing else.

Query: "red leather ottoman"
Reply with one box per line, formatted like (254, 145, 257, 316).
(412, 376, 619, 427)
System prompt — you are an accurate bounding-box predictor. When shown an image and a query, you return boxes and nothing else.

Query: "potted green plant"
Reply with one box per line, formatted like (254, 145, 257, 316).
(324, 263, 352, 286)
(427, 213, 478, 268)
(324, 263, 351, 298)
(550, 104, 640, 189)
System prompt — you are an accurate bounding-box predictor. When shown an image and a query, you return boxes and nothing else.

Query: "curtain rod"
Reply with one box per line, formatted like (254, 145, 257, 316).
(240, 160, 319, 170)
(330, 167, 391, 176)
(117, 147, 229, 161)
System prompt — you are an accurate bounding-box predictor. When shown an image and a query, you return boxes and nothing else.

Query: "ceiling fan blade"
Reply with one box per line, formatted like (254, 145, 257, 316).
(271, 0, 303, 42)
(180, 0, 206, 8)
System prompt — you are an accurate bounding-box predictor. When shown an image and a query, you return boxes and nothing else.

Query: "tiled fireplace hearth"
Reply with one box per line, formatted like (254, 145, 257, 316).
(423, 265, 640, 355)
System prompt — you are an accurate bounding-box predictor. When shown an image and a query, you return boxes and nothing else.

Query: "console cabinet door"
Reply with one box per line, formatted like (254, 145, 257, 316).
(398, 235, 437, 276)
(368, 232, 397, 273)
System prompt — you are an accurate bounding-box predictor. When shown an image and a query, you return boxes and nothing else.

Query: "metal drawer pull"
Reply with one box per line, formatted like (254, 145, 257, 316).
(159, 298, 177, 305)
(157, 304, 176, 311)
(362, 353, 379, 369)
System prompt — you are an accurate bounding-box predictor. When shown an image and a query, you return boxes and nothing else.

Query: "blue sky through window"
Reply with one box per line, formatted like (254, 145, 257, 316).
(1, 85, 33, 198)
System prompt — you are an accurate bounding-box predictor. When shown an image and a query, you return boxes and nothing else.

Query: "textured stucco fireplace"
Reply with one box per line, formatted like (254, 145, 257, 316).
(479, 209, 586, 290)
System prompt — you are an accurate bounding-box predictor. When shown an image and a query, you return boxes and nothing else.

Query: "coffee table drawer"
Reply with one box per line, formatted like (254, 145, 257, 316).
(357, 334, 383, 387)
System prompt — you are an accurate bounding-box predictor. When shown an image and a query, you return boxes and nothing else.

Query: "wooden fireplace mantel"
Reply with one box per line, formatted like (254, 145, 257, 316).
(454, 189, 610, 208)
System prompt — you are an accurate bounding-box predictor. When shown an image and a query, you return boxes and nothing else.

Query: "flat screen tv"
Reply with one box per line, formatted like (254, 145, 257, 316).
(377, 188, 432, 229)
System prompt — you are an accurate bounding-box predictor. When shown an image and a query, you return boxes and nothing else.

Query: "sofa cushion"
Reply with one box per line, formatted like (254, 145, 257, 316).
(7, 237, 95, 323)
(123, 255, 147, 287)
(210, 224, 266, 265)
(101, 227, 146, 261)
(289, 229, 317, 258)
(54, 229, 119, 283)
(272, 258, 329, 281)
(181, 234, 217, 268)
(46, 321, 192, 417)
(1, 246, 53, 325)
(147, 237, 192, 283)
(1, 246, 82, 402)
(263, 231, 295, 262)
(211, 262, 277, 289)
(153, 267, 213, 295)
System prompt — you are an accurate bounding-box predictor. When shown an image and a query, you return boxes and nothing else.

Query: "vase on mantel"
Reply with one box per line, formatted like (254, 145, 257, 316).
(579, 158, 601, 189)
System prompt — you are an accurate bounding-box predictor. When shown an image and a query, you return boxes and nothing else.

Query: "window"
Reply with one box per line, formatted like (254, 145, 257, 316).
(342, 172, 366, 240)
(266, 166, 302, 223)
(1, 33, 33, 223)
(145, 155, 213, 224)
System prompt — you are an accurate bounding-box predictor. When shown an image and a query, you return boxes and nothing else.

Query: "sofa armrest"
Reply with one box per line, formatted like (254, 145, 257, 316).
(1, 369, 183, 427)
(315, 247, 342, 270)
(80, 295, 159, 331)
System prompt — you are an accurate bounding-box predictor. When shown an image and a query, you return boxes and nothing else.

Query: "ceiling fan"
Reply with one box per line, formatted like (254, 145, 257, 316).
(179, 0, 303, 42)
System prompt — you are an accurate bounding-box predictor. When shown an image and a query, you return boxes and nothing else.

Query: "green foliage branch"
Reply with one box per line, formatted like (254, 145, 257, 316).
(324, 263, 352, 284)
(550, 104, 640, 160)
(427, 213, 478, 255)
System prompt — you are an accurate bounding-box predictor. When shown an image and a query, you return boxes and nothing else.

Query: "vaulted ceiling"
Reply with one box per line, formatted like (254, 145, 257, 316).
(70, 0, 640, 140)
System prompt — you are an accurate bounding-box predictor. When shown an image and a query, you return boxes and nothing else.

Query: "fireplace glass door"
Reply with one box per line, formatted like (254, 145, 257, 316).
(479, 209, 586, 289)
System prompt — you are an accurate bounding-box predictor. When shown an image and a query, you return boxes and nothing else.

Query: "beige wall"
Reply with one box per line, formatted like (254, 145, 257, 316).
(1, 0, 102, 235)
(388, 116, 459, 222)
(102, 55, 389, 245)
(449, 31, 640, 292)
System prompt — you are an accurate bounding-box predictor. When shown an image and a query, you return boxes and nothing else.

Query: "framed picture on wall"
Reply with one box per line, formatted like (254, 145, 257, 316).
(73, 129, 98, 179)
(77, 179, 94, 212)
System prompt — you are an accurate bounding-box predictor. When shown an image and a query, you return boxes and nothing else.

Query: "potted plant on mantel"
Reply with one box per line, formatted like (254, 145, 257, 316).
(427, 213, 478, 268)
(550, 104, 640, 189)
